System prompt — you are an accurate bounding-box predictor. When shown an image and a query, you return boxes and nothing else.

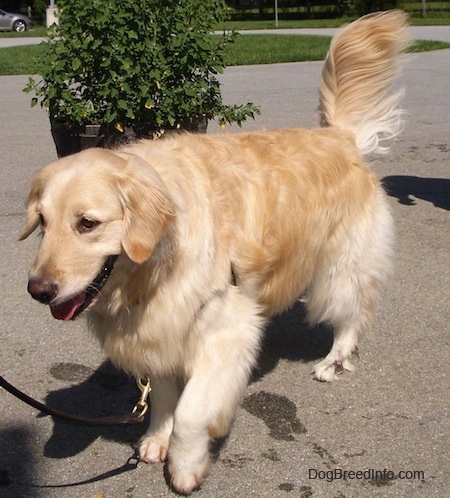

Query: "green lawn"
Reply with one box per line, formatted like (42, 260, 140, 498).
(227, 36, 450, 65)
(226, 35, 332, 65)
(0, 26, 48, 37)
(0, 44, 44, 75)
(0, 35, 449, 76)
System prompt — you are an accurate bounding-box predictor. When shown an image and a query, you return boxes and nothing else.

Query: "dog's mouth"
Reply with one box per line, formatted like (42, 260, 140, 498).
(50, 255, 118, 321)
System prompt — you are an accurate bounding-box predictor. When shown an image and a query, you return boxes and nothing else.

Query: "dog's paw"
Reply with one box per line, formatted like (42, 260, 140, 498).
(138, 434, 169, 463)
(168, 455, 209, 495)
(312, 358, 355, 382)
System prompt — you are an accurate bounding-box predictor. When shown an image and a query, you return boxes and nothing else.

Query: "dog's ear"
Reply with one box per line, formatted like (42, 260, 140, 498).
(116, 156, 176, 264)
(19, 171, 47, 240)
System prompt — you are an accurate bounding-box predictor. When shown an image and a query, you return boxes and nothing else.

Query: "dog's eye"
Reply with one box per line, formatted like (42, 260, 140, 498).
(78, 217, 100, 233)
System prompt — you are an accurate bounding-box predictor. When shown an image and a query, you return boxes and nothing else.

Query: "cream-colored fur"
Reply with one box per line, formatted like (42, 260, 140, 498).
(20, 11, 410, 495)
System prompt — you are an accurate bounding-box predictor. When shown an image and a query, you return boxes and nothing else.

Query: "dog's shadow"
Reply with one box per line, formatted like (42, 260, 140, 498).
(382, 175, 450, 210)
(255, 301, 332, 380)
(42, 301, 331, 459)
(43, 362, 149, 459)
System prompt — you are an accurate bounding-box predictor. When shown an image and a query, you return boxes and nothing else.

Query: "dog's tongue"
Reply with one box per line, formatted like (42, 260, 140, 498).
(50, 292, 86, 321)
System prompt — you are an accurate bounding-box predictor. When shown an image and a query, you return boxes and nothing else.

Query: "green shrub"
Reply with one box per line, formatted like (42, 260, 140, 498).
(24, 0, 259, 134)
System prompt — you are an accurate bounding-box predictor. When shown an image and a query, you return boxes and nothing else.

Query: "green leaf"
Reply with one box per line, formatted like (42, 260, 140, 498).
(70, 58, 80, 71)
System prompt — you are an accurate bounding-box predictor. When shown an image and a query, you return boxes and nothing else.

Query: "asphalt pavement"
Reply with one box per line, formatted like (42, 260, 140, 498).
(0, 33, 449, 498)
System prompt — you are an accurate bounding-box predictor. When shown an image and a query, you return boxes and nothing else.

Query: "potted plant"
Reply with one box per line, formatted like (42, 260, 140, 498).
(24, 0, 259, 157)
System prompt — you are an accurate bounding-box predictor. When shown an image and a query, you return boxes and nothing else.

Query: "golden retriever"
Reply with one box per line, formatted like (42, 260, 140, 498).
(20, 11, 410, 494)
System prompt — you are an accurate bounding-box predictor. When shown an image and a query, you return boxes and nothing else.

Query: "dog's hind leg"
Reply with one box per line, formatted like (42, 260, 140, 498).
(167, 288, 264, 495)
(311, 323, 360, 382)
(308, 194, 394, 382)
(139, 376, 181, 463)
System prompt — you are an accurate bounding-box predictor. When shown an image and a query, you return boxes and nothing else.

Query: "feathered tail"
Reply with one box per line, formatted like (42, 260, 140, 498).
(319, 10, 411, 155)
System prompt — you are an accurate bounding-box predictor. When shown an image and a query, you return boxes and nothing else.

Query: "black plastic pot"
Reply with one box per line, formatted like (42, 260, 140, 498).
(50, 116, 208, 158)
(50, 121, 105, 158)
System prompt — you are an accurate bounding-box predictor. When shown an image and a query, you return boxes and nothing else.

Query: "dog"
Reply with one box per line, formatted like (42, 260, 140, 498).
(20, 11, 410, 495)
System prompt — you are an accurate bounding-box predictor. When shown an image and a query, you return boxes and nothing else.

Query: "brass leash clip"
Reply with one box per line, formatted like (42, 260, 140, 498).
(132, 377, 152, 419)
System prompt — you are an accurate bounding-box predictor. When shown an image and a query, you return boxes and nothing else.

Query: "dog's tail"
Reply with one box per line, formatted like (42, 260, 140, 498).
(319, 10, 411, 156)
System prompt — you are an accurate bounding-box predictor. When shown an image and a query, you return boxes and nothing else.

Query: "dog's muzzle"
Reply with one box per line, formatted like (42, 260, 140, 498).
(27, 255, 118, 321)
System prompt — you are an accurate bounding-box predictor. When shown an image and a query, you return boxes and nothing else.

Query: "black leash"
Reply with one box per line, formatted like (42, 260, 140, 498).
(0, 374, 148, 426)
(31, 454, 141, 488)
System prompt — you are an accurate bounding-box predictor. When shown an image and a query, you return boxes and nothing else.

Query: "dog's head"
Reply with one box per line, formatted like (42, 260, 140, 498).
(20, 148, 175, 320)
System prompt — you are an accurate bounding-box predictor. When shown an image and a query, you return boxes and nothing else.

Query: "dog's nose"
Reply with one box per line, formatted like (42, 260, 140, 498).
(27, 277, 58, 304)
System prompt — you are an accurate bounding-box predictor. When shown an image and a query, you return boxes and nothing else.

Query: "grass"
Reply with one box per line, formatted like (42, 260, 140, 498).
(227, 35, 332, 65)
(1, 37, 450, 75)
(0, 26, 48, 37)
(408, 38, 450, 51)
(227, 36, 450, 65)
(0, 34, 449, 76)
(0, 44, 44, 75)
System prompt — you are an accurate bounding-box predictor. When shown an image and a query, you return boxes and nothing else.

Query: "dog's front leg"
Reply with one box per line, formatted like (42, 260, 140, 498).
(167, 290, 264, 495)
(139, 376, 180, 463)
